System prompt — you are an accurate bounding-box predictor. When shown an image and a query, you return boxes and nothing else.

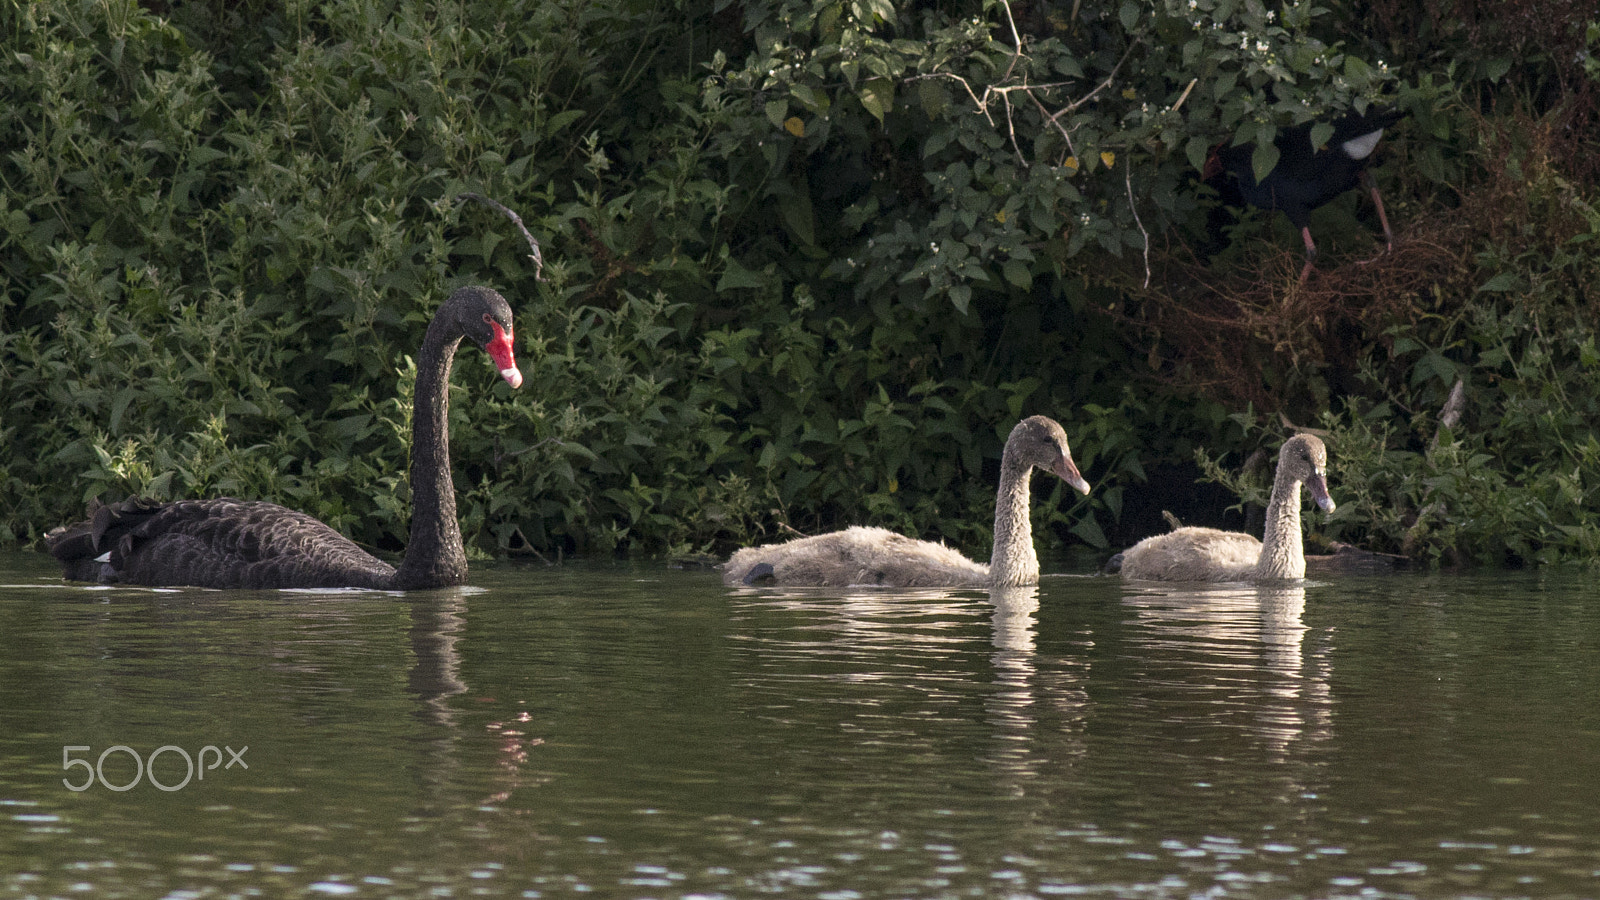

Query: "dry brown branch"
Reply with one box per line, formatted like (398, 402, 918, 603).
(1100, 222, 1466, 414)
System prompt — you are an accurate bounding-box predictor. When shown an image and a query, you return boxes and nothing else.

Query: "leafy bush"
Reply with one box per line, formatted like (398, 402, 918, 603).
(1191, 109, 1600, 566)
(2, 0, 1597, 568)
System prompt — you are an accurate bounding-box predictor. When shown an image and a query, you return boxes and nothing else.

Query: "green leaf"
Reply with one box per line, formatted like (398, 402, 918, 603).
(764, 99, 789, 130)
(949, 284, 971, 313)
(715, 255, 769, 292)
(779, 192, 816, 246)
(1118, 0, 1139, 31)
(1250, 141, 1280, 185)
(1002, 258, 1031, 289)
(1070, 515, 1108, 549)
(1343, 55, 1373, 86)
(545, 109, 585, 136)
(1309, 121, 1334, 151)
(1186, 136, 1212, 174)
(858, 78, 893, 123)
(916, 78, 949, 120)
(791, 82, 827, 113)
(189, 146, 227, 166)
(1478, 272, 1522, 293)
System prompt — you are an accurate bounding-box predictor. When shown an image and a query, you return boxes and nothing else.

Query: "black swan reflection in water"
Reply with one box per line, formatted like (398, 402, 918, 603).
(45, 286, 523, 590)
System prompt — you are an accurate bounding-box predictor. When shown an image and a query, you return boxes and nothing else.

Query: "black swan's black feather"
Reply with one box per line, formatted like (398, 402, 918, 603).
(44, 286, 521, 590)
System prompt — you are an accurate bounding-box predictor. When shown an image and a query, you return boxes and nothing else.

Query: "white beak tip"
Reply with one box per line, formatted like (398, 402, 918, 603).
(501, 367, 524, 389)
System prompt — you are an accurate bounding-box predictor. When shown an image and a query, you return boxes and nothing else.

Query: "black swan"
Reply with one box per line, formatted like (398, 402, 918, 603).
(722, 415, 1092, 588)
(1113, 434, 1335, 583)
(44, 285, 523, 590)
(1204, 108, 1405, 280)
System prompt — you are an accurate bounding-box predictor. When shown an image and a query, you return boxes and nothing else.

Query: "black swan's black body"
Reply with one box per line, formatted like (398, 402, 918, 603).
(44, 286, 522, 590)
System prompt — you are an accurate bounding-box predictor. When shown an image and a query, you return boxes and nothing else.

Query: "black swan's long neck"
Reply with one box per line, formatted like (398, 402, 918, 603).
(988, 451, 1037, 587)
(393, 315, 468, 590)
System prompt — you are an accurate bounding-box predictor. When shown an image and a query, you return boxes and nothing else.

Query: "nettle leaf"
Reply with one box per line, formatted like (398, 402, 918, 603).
(949, 283, 971, 314)
(1118, 0, 1140, 31)
(1478, 272, 1522, 293)
(545, 108, 585, 136)
(1309, 121, 1334, 151)
(1070, 515, 1108, 549)
(764, 99, 788, 130)
(1250, 140, 1280, 185)
(916, 78, 950, 120)
(1002, 257, 1031, 289)
(858, 77, 893, 123)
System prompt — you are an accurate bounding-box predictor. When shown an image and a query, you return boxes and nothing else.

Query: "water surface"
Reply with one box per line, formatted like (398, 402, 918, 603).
(3, 550, 1599, 898)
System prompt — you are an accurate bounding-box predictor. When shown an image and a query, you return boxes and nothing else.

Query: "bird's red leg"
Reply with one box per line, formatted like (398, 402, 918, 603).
(1298, 226, 1317, 283)
(1358, 169, 1395, 263)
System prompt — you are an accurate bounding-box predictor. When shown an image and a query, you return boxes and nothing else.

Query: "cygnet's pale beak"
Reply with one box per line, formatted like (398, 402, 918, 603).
(1307, 470, 1336, 513)
(1055, 453, 1092, 496)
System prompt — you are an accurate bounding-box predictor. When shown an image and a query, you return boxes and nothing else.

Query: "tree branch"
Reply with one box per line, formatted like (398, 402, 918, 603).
(456, 192, 545, 281)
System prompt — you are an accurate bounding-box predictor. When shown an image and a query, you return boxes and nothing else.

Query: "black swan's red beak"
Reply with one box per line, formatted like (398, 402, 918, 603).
(486, 320, 523, 389)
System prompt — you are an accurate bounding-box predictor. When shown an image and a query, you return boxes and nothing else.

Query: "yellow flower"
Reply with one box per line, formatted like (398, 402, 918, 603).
(783, 117, 805, 137)
(1100, 150, 1116, 168)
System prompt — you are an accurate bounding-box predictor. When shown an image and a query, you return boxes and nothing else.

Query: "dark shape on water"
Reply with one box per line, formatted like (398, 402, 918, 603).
(44, 286, 523, 590)
(1203, 107, 1406, 281)
(741, 562, 776, 586)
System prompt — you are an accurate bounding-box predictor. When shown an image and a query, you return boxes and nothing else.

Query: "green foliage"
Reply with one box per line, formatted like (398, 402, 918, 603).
(1320, 301, 1600, 567)
(1192, 114, 1600, 566)
(707, 0, 1398, 312)
(1, 0, 1596, 569)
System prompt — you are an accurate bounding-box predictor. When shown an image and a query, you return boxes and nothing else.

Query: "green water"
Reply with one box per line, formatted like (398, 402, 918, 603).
(3, 549, 1599, 898)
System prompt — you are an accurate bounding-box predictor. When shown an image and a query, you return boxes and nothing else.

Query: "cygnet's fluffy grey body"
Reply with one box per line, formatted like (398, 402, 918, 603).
(1116, 433, 1335, 583)
(724, 416, 1091, 588)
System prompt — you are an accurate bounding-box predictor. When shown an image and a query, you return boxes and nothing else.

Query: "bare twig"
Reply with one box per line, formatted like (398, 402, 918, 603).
(1001, 91, 1025, 164)
(1406, 378, 1469, 554)
(1125, 163, 1149, 288)
(456, 192, 545, 281)
(996, 0, 1025, 82)
(507, 436, 574, 457)
(1046, 37, 1141, 124)
(1434, 378, 1467, 442)
(1171, 77, 1198, 113)
(1026, 89, 1078, 160)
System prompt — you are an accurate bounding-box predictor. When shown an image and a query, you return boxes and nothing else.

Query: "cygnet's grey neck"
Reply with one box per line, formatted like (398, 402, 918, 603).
(1255, 467, 1307, 581)
(988, 454, 1039, 587)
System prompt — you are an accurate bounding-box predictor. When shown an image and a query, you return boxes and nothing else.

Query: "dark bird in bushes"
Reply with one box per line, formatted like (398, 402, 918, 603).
(44, 286, 524, 590)
(1203, 107, 1406, 281)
